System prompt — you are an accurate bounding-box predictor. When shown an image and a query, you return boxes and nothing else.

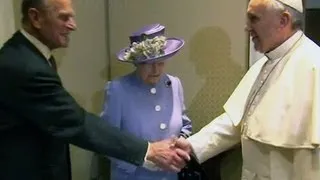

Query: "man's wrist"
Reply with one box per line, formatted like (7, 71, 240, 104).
(142, 142, 161, 171)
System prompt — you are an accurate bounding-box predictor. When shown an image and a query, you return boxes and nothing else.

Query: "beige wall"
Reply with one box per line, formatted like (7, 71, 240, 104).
(0, 0, 15, 46)
(108, 1, 248, 179)
(56, 1, 109, 180)
(108, 0, 248, 135)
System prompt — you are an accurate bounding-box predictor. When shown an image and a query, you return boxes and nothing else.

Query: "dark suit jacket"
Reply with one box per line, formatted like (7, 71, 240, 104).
(0, 31, 148, 180)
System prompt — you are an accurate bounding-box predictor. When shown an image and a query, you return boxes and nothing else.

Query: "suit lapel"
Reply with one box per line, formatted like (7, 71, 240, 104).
(10, 31, 53, 69)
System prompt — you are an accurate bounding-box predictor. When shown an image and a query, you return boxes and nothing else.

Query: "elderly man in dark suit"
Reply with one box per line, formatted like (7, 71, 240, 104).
(0, 0, 189, 180)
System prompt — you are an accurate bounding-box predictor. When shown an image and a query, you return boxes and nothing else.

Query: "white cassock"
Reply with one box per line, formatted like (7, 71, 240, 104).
(188, 30, 320, 180)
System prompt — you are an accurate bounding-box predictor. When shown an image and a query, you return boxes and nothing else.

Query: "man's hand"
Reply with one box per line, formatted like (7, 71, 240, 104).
(146, 138, 190, 172)
(175, 137, 192, 155)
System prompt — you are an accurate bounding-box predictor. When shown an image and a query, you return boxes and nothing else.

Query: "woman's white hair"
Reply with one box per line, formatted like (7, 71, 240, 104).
(267, 0, 304, 30)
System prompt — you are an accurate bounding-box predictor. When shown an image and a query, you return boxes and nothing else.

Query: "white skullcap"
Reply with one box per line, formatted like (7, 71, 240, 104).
(277, 0, 303, 13)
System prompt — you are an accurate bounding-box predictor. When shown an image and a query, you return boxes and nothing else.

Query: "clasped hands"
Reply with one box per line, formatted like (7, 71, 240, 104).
(146, 137, 193, 172)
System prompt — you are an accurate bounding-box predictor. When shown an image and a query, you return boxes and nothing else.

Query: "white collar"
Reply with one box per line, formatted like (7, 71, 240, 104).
(20, 29, 52, 60)
(265, 30, 303, 60)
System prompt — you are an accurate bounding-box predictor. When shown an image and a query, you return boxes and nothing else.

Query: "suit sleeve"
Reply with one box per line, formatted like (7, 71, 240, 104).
(100, 81, 138, 174)
(187, 113, 241, 163)
(176, 77, 192, 138)
(3, 66, 148, 166)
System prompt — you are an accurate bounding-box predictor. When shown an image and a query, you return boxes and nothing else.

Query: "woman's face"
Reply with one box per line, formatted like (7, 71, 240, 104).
(136, 61, 166, 85)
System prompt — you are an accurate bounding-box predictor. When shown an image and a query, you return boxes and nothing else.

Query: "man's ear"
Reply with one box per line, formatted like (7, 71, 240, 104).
(279, 11, 291, 28)
(28, 8, 42, 29)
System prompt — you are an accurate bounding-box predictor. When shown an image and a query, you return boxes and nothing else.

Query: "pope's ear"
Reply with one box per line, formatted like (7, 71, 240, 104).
(279, 11, 291, 29)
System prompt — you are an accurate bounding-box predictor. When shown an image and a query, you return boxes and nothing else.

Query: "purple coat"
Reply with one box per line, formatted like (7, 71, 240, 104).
(101, 72, 192, 180)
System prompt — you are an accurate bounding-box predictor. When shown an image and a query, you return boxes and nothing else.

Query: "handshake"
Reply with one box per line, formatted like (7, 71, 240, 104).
(145, 137, 193, 172)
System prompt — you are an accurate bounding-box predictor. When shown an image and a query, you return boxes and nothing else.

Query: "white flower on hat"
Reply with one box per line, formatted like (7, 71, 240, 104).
(123, 36, 167, 62)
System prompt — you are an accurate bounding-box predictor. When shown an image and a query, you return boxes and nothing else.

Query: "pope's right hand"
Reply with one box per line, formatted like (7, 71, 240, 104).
(145, 138, 190, 172)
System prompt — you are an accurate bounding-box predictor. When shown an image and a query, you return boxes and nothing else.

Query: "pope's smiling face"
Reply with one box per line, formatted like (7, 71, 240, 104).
(245, 0, 287, 53)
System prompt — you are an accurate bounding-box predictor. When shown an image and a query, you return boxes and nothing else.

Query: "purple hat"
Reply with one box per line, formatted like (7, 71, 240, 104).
(117, 24, 184, 64)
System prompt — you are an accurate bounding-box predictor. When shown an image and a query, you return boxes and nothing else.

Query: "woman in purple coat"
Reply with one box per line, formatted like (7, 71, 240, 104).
(100, 24, 192, 180)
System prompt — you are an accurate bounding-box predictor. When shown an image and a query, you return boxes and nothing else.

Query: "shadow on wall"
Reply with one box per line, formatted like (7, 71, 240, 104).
(188, 26, 245, 132)
(187, 26, 245, 180)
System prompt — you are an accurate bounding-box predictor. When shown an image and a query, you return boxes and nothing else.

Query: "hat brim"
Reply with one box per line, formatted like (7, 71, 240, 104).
(117, 38, 184, 64)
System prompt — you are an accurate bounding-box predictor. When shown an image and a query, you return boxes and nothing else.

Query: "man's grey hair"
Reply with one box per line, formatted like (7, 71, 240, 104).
(267, 0, 304, 30)
(21, 0, 48, 23)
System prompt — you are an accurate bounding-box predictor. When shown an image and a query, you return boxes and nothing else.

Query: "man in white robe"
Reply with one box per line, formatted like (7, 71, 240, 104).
(176, 0, 320, 179)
